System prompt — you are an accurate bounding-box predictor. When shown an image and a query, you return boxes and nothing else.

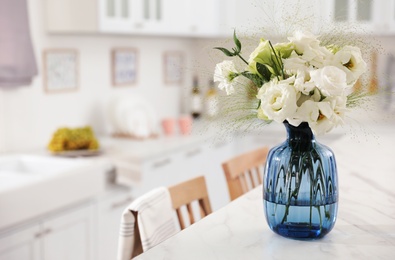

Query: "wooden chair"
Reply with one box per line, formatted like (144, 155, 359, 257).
(118, 176, 212, 259)
(222, 147, 269, 201)
(168, 175, 212, 230)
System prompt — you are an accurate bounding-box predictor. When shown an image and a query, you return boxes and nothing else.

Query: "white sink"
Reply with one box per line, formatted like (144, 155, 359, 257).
(0, 154, 109, 230)
(0, 155, 88, 190)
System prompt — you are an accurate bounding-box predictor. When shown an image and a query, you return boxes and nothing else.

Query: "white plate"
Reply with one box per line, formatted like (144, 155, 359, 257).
(51, 149, 102, 158)
(111, 96, 158, 138)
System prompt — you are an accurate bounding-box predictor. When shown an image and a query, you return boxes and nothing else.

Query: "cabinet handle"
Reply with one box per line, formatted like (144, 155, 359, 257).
(111, 197, 133, 209)
(35, 228, 52, 238)
(185, 148, 201, 158)
(152, 158, 171, 168)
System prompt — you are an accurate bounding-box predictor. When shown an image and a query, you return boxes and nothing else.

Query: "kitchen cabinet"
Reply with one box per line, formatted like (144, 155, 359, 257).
(0, 202, 94, 260)
(41, 204, 95, 260)
(46, 0, 229, 37)
(96, 186, 133, 260)
(223, 0, 324, 37)
(0, 225, 40, 260)
(200, 140, 235, 208)
(186, 0, 228, 37)
(104, 134, 236, 210)
(321, 0, 389, 34)
(385, 0, 395, 33)
(98, 0, 168, 34)
(223, 0, 276, 37)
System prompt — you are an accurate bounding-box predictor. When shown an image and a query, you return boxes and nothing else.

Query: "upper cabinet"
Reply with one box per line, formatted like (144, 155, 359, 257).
(44, 0, 395, 37)
(220, 0, 325, 38)
(320, 0, 395, 35)
(385, 0, 395, 33)
(45, 0, 228, 37)
(99, 0, 172, 35)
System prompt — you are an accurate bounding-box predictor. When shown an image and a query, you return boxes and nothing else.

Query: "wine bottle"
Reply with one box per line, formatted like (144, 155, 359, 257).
(191, 76, 202, 119)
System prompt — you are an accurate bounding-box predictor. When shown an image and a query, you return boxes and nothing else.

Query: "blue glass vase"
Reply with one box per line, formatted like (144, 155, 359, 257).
(263, 121, 339, 239)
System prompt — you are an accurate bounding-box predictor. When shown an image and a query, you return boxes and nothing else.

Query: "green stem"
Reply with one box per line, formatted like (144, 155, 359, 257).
(236, 53, 249, 65)
(268, 41, 285, 79)
(281, 150, 299, 224)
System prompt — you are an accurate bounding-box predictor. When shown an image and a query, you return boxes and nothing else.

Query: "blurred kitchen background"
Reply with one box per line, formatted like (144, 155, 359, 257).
(0, 0, 395, 259)
(0, 0, 394, 151)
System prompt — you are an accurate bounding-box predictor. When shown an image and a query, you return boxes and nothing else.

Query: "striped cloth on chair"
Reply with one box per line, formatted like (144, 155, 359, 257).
(117, 187, 180, 260)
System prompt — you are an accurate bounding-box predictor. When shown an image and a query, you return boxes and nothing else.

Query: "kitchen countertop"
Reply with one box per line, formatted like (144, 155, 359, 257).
(134, 123, 395, 260)
(97, 119, 290, 163)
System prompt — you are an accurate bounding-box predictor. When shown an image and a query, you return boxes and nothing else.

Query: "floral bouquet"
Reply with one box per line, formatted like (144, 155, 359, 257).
(213, 30, 368, 135)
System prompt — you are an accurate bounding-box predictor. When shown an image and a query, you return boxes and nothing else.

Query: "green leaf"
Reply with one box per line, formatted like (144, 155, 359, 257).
(241, 72, 264, 87)
(233, 30, 241, 53)
(256, 63, 271, 82)
(213, 47, 235, 57)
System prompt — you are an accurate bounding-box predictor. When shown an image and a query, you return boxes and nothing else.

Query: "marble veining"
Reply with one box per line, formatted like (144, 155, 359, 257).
(134, 125, 395, 260)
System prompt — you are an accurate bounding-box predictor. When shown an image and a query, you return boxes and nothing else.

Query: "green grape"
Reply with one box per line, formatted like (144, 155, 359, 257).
(47, 126, 100, 152)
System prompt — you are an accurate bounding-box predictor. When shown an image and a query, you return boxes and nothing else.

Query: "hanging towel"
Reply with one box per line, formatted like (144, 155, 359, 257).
(0, 0, 38, 87)
(117, 187, 180, 260)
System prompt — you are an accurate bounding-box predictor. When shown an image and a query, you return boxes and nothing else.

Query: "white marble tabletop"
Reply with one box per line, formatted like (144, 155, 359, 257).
(134, 123, 395, 260)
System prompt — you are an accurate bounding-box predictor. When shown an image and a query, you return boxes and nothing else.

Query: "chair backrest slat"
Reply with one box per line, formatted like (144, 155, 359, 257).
(168, 176, 212, 230)
(175, 208, 185, 230)
(222, 147, 269, 201)
(248, 169, 257, 187)
(255, 166, 263, 184)
(186, 203, 195, 224)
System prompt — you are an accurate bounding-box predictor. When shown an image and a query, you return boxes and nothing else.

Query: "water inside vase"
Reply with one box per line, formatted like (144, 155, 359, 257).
(264, 200, 338, 239)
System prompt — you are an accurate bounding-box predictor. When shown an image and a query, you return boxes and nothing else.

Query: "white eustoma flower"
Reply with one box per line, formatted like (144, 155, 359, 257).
(213, 60, 238, 95)
(283, 51, 308, 73)
(327, 95, 348, 126)
(287, 31, 332, 68)
(288, 31, 320, 55)
(331, 45, 367, 84)
(294, 70, 316, 95)
(291, 100, 335, 135)
(259, 80, 298, 123)
(310, 66, 348, 97)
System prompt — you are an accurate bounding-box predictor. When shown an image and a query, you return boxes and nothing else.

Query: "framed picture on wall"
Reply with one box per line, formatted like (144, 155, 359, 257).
(163, 51, 184, 85)
(112, 48, 138, 86)
(43, 49, 79, 93)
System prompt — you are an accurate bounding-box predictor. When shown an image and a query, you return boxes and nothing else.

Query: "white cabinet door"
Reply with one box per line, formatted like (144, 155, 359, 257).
(200, 140, 235, 210)
(322, 0, 383, 34)
(188, 0, 221, 37)
(0, 225, 41, 260)
(225, 0, 282, 37)
(161, 0, 226, 37)
(99, 0, 137, 33)
(99, 0, 170, 34)
(160, 0, 190, 35)
(138, 0, 166, 33)
(41, 204, 94, 260)
(385, 0, 395, 33)
(132, 152, 181, 197)
(97, 187, 133, 260)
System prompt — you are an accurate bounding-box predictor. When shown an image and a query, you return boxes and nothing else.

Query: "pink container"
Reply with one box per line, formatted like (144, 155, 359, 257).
(162, 118, 176, 136)
(179, 115, 192, 135)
